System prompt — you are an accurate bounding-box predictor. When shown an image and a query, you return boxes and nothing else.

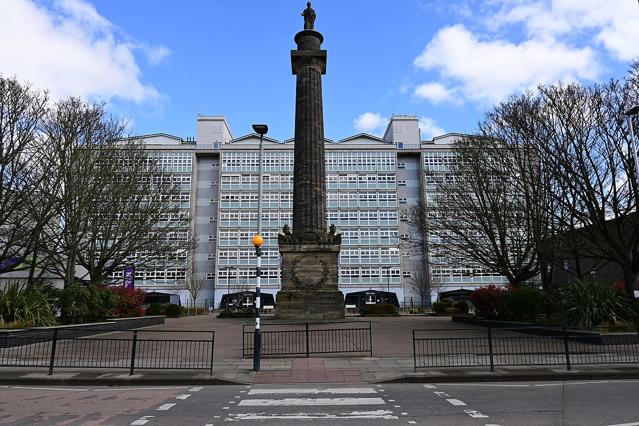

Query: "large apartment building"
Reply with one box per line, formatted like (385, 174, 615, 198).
(126, 114, 507, 308)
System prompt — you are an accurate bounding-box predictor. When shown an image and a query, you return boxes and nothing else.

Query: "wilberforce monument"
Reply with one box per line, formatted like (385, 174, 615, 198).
(276, 3, 345, 319)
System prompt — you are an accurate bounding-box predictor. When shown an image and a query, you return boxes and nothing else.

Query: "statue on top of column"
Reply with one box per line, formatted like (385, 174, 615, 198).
(302, 2, 316, 30)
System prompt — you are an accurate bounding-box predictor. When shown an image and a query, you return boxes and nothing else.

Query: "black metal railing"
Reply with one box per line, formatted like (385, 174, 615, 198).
(0, 328, 215, 375)
(242, 321, 372, 358)
(413, 326, 639, 372)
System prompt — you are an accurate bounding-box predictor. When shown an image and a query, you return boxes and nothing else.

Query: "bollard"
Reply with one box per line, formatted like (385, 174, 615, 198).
(48, 329, 58, 376)
(563, 327, 571, 371)
(487, 328, 495, 372)
(129, 331, 138, 375)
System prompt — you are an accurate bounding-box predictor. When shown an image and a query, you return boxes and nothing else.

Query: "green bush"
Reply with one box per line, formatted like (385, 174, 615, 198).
(359, 304, 398, 316)
(56, 284, 117, 324)
(432, 301, 448, 315)
(497, 286, 544, 321)
(164, 303, 184, 317)
(145, 304, 165, 316)
(217, 307, 255, 318)
(556, 278, 633, 328)
(0, 280, 56, 327)
(454, 301, 470, 315)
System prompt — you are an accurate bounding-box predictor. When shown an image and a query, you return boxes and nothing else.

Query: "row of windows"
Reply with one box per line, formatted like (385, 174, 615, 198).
(111, 268, 186, 280)
(148, 152, 193, 172)
(326, 152, 395, 171)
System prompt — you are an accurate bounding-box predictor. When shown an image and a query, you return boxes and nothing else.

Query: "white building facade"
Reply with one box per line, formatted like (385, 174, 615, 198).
(127, 114, 507, 308)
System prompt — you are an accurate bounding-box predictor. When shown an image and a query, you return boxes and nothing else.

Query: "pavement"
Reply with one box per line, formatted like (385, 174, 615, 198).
(2, 314, 639, 386)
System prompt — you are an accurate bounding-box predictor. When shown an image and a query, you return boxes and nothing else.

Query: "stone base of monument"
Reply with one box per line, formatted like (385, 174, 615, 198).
(276, 240, 345, 320)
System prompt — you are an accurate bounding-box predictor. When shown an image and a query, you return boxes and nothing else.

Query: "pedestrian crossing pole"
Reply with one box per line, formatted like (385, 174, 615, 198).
(251, 123, 268, 372)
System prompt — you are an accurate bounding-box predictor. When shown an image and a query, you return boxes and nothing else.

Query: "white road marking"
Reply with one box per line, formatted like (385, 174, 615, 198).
(389, 399, 395, 402)
(222, 407, 229, 410)
(423, 384, 436, 389)
(175, 394, 191, 400)
(94, 387, 187, 392)
(464, 409, 489, 418)
(438, 383, 528, 388)
(248, 387, 377, 395)
(401, 412, 408, 415)
(130, 416, 154, 425)
(434, 391, 450, 397)
(11, 386, 87, 392)
(566, 381, 609, 386)
(227, 410, 399, 420)
(608, 423, 639, 426)
(408, 421, 417, 424)
(189, 386, 203, 392)
(238, 397, 385, 407)
(446, 399, 467, 406)
(533, 383, 563, 387)
(156, 403, 176, 411)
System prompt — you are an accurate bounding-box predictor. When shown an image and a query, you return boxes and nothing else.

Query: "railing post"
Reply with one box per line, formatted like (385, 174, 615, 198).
(48, 329, 58, 376)
(563, 327, 571, 371)
(487, 327, 495, 372)
(368, 321, 373, 357)
(305, 323, 310, 358)
(210, 332, 215, 375)
(412, 330, 417, 372)
(129, 331, 138, 376)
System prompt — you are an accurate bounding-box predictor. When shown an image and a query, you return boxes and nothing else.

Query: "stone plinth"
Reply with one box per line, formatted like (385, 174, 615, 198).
(276, 238, 344, 320)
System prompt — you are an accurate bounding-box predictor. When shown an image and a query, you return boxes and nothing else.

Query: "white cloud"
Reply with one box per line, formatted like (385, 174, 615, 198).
(0, 0, 168, 103)
(414, 24, 599, 104)
(414, 82, 455, 104)
(353, 112, 388, 134)
(143, 45, 172, 66)
(419, 117, 445, 139)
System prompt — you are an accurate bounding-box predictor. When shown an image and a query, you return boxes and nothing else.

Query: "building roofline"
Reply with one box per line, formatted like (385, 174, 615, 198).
(338, 133, 388, 144)
(230, 133, 280, 144)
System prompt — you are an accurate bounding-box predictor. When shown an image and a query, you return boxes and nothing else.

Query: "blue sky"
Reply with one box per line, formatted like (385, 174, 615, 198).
(1, 0, 638, 141)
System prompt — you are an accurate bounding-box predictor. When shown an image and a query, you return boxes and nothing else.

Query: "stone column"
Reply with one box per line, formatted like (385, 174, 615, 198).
(292, 30, 327, 240)
(276, 25, 344, 320)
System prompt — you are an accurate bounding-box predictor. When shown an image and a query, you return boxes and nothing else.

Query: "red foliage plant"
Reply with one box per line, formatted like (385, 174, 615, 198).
(106, 286, 147, 318)
(470, 285, 507, 318)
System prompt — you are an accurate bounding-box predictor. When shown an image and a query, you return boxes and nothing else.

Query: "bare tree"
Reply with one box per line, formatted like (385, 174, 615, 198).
(408, 130, 553, 289)
(407, 260, 432, 308)
(0, 77, 59, 280)
(529, 69, 639, 297)
(42, 98, 191, 286)
(168, 236, 206, 308)
(411, 62, 639, 296)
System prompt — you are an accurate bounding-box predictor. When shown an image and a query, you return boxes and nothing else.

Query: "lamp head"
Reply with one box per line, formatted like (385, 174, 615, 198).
(252, 234, 264, 248)
(252, 124, 268, 135)
(625, 105, 639, 116)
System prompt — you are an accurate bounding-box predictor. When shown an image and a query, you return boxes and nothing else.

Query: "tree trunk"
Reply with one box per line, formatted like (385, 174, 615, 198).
(622, 264, 639, 298)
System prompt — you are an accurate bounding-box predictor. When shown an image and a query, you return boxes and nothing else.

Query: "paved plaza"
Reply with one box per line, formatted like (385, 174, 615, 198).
(2, 315, 639, 386)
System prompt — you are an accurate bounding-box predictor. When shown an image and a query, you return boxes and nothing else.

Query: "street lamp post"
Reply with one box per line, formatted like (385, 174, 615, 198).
(625, 105, 639, 205)
(251, 123, 268, 372)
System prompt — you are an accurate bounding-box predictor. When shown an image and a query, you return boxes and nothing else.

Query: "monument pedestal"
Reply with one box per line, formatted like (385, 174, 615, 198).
(276, 238, 344, 320)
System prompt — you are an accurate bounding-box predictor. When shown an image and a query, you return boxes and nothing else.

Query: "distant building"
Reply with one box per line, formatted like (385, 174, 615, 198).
(122, 115, 508, 308)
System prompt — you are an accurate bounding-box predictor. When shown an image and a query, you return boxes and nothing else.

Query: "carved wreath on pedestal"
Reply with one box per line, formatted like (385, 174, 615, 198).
(290, 254, 329, 293)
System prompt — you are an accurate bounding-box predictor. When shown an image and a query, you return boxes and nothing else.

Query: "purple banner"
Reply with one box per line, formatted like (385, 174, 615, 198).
(124, 266, 135, 289)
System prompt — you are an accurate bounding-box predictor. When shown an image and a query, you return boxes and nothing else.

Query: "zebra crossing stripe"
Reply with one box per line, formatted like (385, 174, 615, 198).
(227, 410, 399, 420)
(238, 397, 385, 407)
(248, 387, 377, 395)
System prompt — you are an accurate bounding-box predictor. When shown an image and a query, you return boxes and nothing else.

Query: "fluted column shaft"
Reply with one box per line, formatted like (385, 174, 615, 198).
(293, 64, 326, 235)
